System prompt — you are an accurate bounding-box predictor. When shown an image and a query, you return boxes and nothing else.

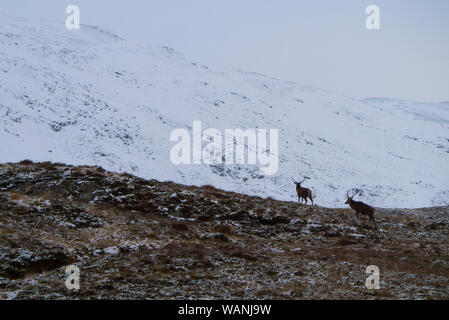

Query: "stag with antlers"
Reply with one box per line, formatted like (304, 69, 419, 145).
(345, 189, 376, 224)
(292, 177, 314, 205)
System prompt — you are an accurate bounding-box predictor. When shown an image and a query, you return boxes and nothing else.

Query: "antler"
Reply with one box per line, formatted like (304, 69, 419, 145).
(346, 189, 360, 199)
(291, 176, 307, 185)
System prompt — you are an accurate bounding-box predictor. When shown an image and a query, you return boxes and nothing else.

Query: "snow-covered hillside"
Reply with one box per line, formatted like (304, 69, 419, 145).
(1, 15, 448, 208)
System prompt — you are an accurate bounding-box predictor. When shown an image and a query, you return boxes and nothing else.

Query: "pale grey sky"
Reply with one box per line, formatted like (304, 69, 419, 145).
(2, 0, 448, 102)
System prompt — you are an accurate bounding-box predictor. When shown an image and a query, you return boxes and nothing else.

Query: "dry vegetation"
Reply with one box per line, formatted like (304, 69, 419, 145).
(0, 161, 448, 299)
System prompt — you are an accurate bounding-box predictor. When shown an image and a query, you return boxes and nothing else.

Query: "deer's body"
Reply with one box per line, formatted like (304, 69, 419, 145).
(292, 177, 313, 205)
(345, 190, 376, 224)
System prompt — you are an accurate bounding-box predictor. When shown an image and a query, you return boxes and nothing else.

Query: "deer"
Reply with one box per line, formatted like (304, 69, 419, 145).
(345, 189, 376, 224)
(291, 177, 313, 205)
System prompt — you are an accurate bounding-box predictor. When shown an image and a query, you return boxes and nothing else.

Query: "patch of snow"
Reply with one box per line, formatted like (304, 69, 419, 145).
(103, 246, 119, 255)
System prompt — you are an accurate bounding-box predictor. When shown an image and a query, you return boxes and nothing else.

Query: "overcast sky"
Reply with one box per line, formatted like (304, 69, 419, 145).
(2, 0, 449, 102)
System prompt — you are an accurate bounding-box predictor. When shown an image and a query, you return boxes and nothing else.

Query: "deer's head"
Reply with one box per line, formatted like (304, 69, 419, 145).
(345, 189, 360, 204)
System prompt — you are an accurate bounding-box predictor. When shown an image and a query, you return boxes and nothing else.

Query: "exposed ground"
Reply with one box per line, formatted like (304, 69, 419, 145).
(0, 161, 448, 299)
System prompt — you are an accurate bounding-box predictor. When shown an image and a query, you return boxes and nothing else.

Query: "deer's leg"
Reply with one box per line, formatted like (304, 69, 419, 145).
(309, 196, 313, 205)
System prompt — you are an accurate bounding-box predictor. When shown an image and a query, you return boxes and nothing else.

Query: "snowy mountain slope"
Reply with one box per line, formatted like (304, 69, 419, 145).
(0, 15, 448, 208)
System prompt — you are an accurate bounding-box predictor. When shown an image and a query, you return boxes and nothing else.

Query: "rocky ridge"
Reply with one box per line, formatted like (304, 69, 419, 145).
(0, 161, 448, 299)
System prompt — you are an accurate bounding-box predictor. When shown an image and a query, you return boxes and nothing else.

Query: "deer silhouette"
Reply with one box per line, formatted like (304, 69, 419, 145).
(345, 189, 376, 224)
(292, 177, 313, 205)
